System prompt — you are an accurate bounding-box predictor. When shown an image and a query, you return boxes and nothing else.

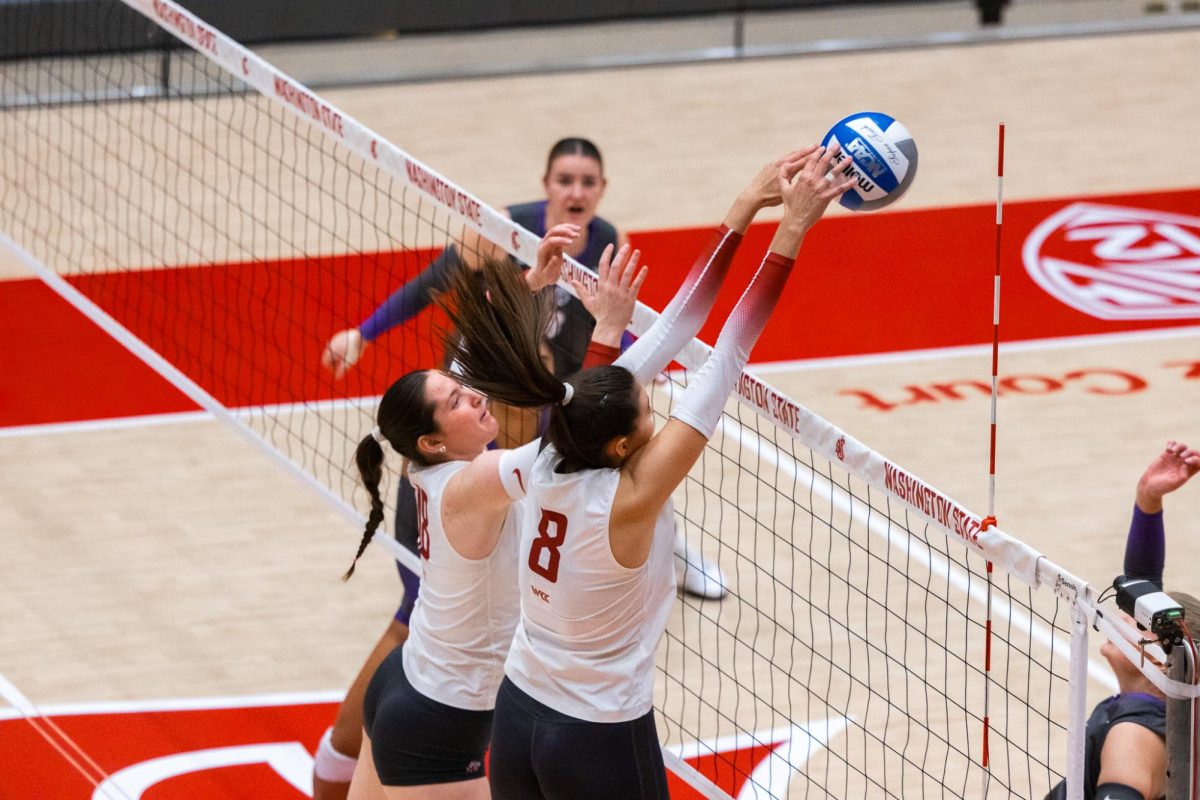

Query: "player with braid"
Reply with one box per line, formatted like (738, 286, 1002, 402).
(339, 227, 647, 800)
(440, 144, 852, 798)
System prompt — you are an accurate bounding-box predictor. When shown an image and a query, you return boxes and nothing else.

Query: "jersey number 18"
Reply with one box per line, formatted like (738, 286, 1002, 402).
(415, 486, 430, 560)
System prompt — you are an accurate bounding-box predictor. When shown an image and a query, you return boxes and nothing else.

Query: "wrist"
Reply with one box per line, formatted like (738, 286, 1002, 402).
(768, 224, 808, 259)
(590, 323, 625, 348)
(525, 270, 546, 293)
(1135, 485, 1164, 514)
(725, 194, 763, 233)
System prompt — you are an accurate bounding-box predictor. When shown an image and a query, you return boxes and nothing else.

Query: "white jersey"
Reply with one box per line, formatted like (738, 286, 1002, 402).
(403, 441, 537, 711)
(505, 444, 676, 723)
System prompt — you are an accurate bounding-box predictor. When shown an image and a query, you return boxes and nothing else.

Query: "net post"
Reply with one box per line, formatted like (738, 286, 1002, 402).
(1166, 638, 1199, 799)
(1065, 604, 1089, 800)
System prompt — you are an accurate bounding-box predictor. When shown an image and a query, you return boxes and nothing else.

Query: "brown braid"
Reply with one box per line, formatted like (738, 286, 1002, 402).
(342, 371, 439, 578)
(342, 433, 387, 580)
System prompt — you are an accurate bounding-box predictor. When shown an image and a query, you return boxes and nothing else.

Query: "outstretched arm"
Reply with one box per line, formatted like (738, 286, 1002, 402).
(322, 248, 463, 379)
(614, 147, 821, 386)
(322, 222, 509, 378)
(614, 146, 851, 541)
(1124, 440, 1200, 586)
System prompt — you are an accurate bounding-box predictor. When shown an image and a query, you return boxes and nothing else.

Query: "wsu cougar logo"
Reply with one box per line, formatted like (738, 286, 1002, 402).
(1023, 202, 1200, 320)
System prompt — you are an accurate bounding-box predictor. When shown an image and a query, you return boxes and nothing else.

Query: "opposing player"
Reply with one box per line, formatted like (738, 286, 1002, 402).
(322, 137, 623, 381)
(340, 229, 646, 800)
(1046, 440, 1200, 800)
(440, 144, 851, 798)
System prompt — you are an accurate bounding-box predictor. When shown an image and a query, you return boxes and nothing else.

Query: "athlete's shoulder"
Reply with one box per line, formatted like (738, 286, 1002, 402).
(1103, 693, 1167, 735)
(507, 200, 546, 230)
(591, 214, 618, 239)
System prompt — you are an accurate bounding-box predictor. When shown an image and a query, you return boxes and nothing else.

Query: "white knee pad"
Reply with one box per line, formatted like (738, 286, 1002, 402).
(314, 726, 358, 783)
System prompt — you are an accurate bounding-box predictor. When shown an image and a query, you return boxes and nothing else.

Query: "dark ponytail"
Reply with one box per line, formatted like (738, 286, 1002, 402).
(546, 365, 639, 472)
(342, 370, 438, 579)
(436, 257, 641, 472)
(435, 255, 563, 408)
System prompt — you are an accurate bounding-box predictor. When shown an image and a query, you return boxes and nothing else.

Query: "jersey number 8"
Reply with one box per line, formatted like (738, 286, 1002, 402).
(529, 508, 568, 583)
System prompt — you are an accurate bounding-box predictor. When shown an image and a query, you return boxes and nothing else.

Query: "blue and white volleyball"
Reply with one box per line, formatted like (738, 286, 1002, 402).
(821, 112, 918, 212)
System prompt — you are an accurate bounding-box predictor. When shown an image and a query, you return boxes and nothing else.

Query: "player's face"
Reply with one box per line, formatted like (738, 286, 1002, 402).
(424, 371, 498, 458)
(543, 154, 606, 227)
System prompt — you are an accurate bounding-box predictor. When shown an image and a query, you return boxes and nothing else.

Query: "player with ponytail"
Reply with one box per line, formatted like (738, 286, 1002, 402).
(441, 144, 853, 799)
(339, 228, 645, 800)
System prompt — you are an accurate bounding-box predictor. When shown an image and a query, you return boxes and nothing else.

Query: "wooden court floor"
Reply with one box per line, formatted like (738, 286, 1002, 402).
(2, 24, 1200, 797)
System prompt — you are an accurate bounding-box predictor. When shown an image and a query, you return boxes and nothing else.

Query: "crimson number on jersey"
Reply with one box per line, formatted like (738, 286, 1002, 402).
(415, 485, 430, 560)
(528, 508, 568, 583)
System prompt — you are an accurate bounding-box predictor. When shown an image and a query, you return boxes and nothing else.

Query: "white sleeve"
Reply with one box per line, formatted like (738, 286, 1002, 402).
(497, 439, 541, 500)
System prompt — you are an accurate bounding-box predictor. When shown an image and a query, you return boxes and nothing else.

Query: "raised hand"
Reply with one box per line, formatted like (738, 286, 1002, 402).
(779, 143, 855, 230)
(738, 146, 821, 210)
(574, 242, 648, 347)
(322, 327, 365, 379)
(1136, 440, 1200, 513)
(526, 222, 580, 292)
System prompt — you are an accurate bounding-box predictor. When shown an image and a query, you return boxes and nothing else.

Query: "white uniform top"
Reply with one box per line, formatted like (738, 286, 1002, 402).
(504, 443, 677, 723)
(403, 441, 538, 711)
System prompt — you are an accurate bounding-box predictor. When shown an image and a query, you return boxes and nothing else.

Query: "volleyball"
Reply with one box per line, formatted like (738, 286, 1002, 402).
(821, 111, 918, 211)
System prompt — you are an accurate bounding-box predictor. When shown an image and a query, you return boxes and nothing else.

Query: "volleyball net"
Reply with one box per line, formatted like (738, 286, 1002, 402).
(3, 2, 1196, 799)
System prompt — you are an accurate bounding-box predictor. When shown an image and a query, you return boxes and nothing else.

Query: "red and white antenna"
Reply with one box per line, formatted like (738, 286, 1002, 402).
(980, 122, 1005, 792)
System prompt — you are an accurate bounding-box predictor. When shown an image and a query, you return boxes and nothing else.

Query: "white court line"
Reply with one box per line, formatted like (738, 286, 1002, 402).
(0, 411, 214, 439)
(0, 670, 134, 798)
(0, 231, 417, 572)
(747, 324, 1200, 375)
(0, 396, 383, 439)
(0, 670, 41, 718)
(0, 685, 345, 722)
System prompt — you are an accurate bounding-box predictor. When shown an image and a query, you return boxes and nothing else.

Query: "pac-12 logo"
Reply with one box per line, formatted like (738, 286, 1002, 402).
(1023, 202, 1200, 320)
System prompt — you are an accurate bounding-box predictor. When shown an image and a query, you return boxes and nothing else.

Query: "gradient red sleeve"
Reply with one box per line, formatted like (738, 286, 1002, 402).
(614, 225, 743, 385)
(671, 250, 796, 438)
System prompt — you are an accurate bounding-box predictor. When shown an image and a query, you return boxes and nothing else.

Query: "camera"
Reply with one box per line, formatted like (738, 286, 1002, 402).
(1112, 575, 1186, 644)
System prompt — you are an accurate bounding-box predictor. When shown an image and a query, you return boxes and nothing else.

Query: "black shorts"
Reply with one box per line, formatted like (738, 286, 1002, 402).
(362, 646, 493, 786)
(488, 677, 669, 800)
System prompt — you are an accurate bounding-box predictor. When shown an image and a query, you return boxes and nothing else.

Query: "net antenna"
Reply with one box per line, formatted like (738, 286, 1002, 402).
(2, 3, 1156, 798)
(979, 121, 1006, 796)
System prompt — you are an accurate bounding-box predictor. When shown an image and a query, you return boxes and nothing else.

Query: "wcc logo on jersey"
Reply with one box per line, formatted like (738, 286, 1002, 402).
(1023, 202, 1200, 320)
